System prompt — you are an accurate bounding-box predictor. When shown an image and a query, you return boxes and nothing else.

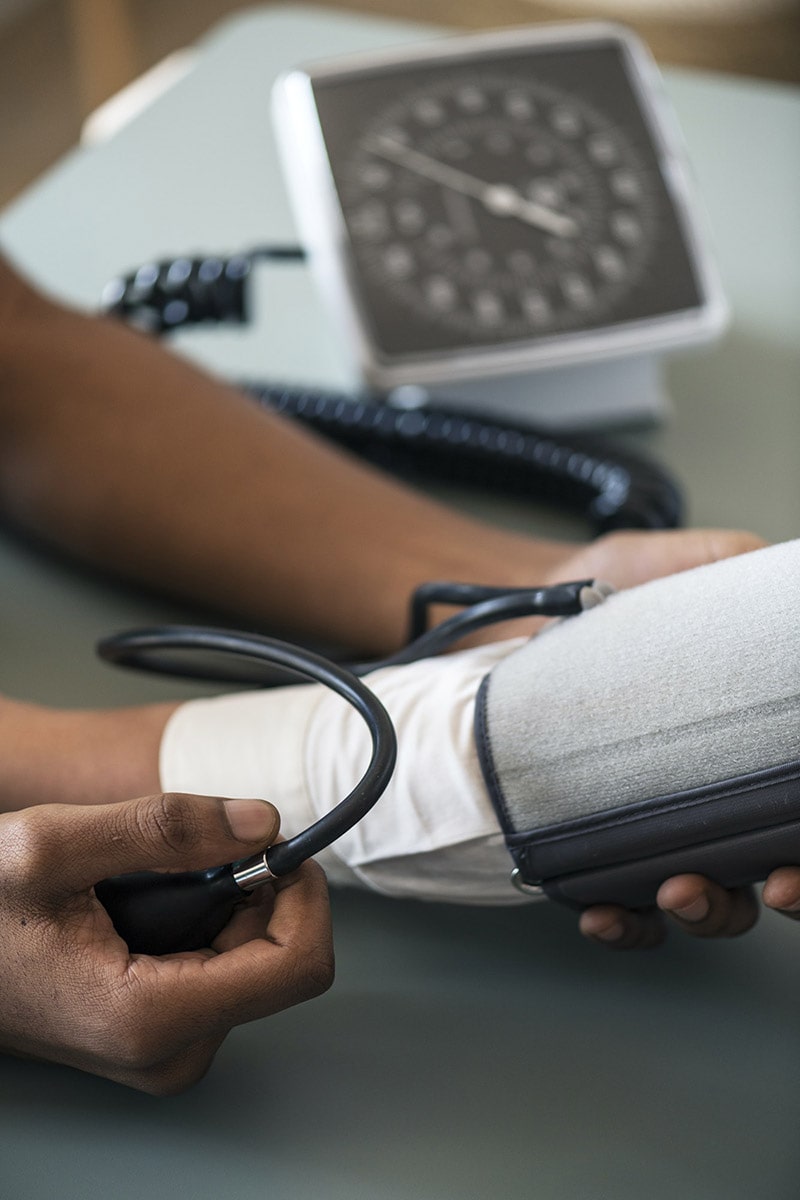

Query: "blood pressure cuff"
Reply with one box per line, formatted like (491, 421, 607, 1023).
(474, 540, 800, 909)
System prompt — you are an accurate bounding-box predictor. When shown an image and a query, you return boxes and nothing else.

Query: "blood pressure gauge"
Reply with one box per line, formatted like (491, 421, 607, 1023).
(273, 23, 726, 419)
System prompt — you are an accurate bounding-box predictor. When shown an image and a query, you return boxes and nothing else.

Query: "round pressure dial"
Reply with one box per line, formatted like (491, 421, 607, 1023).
(276, 25, 719, 383)
(340, 74, 659, 343)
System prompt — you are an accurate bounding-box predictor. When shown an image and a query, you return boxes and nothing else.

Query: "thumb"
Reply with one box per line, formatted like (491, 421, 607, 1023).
(24, 793, 280, 895)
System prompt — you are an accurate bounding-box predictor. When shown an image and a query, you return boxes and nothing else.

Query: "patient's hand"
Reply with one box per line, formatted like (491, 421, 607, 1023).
(579, 868, 800, 948)
(579, 876, 759, 949)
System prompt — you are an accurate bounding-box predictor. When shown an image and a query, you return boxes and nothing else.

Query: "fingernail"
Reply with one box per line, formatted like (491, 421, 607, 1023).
(593, 921, 625, 943)
(223, 798, 277, 842)
(671, 895, 710, 923)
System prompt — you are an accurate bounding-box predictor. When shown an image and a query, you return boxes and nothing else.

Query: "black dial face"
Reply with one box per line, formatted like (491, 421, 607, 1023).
(313, 39, 703, 360)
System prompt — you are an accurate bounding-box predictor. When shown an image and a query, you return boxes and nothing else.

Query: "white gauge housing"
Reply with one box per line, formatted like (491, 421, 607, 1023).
(272, 22, 727, 393)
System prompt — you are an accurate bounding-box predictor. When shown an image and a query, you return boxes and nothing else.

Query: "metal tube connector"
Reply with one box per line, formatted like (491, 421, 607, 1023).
(232, 850, 278, 892)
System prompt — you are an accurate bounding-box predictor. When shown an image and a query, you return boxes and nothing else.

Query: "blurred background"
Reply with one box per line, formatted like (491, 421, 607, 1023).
(1, 0, 799, 210)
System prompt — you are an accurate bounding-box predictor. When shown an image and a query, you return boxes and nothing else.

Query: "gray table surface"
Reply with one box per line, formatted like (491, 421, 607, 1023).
(1, 6, 799, 1199)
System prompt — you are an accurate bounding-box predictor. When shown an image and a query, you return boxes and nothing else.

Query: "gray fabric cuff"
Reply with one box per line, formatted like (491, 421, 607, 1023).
(475, 541, 800, 906)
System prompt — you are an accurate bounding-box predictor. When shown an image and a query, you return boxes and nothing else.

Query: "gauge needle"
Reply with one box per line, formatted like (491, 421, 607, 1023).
(369, 135, 579, 238)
